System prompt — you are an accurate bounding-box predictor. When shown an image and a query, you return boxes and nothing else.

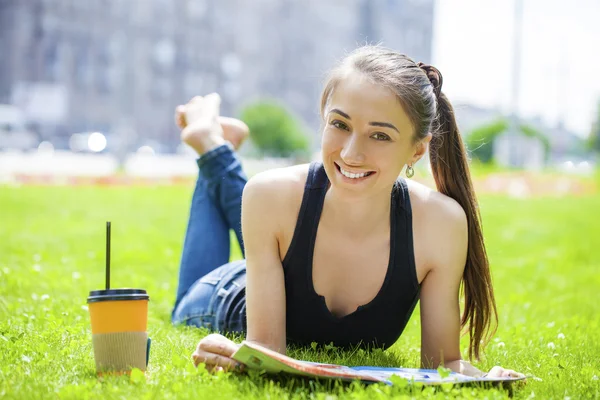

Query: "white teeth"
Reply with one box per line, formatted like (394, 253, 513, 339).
(339, 167, 369, 179)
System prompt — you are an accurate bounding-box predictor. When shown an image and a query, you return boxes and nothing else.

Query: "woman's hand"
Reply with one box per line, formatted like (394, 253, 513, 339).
(191, 333, 245, 373)
(486, 366, 525, 379)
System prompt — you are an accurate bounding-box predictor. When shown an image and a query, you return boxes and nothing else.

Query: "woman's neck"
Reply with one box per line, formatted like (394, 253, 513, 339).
(322, 185, 393, 238)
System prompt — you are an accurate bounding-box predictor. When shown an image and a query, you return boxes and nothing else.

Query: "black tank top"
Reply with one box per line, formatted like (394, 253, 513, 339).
(282, 162, 420, 350)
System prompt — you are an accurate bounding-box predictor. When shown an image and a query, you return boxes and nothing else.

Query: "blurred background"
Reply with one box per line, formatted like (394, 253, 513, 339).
(0, 0, 598, 186)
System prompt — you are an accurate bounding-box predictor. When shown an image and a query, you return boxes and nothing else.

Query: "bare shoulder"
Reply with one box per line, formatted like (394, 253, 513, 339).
(242, 164, 309, 223)
(404, 178, 467, 230)
(405, 179, 468, 276)
(243, 163, 309, 201)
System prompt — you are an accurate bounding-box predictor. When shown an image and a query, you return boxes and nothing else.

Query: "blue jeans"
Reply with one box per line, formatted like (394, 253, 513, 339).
(171, 143, 248, 333)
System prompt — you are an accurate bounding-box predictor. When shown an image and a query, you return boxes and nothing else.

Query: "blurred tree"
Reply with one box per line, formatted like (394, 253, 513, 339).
(587, 100, 600, 153)
(519, 123, 551, 161)
(239, 100, 310, 158)
(465, 119, 552, 164)
(465, 119, 508, 163)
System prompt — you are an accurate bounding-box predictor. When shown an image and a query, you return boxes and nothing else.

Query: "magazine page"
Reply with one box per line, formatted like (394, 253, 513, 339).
(350, 366, 474, 384)
(232, 341, 383, 382)
(232, 341, 526, 385)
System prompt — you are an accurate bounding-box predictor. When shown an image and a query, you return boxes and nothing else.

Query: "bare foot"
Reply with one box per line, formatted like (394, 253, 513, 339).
(178, 94, 226, 155)
(216, 116, 250, 150)
(176, 104, 249, 151)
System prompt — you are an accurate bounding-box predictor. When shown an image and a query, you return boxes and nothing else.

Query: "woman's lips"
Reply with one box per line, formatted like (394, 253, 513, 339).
(334, 162, 375, 182)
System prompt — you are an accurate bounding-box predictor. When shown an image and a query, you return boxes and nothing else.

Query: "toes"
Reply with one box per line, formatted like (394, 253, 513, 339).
(204, 93, 221, 115)
(175, 106, 186, 128)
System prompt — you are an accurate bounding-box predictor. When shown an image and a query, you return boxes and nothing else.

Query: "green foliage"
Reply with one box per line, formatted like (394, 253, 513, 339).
(1, 185, 600, 398)
(519, 123, 551, 160)
(466, 119, 553, 164)
(465, 119, 508, 163)
(437, 366, 452, 379)
(239, 100, 310, 158)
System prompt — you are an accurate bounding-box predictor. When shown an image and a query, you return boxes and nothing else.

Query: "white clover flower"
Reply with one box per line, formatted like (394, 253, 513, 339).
(547, 342, 555, 350)
(557, 333, 565, 340)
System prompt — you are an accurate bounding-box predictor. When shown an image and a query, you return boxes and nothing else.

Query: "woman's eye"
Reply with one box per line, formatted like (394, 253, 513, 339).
(372, 132, 391, 141)
(331, 120, 349, 131)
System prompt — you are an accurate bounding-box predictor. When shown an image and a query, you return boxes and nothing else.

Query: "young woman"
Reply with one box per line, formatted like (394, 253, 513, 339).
(171, 46, 523, 379)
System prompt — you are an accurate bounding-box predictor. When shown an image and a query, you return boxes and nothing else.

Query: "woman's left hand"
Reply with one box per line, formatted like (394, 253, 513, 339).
(486, 366, 526, 379)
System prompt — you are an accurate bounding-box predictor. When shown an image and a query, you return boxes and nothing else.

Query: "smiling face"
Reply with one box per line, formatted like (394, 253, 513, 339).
(321, 71, 426, 195)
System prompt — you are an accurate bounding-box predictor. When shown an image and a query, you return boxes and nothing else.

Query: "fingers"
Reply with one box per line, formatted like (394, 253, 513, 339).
(192, 350, 242, 371)
(191, 334, 245, 373)
(487, 366, 525, 379)
(199, 333, 240, 358)
(192, 349, 245, 373)
(504, 369, 525, 378)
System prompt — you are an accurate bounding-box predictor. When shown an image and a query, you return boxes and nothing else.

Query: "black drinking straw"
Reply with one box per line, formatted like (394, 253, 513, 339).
(106, 221, 111, 290)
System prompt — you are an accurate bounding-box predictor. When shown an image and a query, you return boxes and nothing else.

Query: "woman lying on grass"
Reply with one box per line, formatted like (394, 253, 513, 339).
(171, 46, 524, 379)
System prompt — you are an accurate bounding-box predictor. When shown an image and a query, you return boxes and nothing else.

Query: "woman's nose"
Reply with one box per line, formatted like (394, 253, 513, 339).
(340, 134, 365, 165)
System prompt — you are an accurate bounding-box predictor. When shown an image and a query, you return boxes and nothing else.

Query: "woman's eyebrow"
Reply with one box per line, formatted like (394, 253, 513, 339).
(330, 108, 400, 133)
(369, 121, 399, 133)
(330, 108, 351, 119)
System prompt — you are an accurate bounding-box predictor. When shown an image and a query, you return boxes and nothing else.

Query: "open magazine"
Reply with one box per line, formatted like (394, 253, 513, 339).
(232, 341, 525, 386)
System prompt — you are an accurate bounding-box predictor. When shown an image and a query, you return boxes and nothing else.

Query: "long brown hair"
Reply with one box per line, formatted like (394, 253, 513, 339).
(320, 46, 497, 360)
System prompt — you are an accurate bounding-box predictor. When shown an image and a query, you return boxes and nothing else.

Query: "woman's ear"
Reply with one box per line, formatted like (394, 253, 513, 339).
(411, 133, 432, 164)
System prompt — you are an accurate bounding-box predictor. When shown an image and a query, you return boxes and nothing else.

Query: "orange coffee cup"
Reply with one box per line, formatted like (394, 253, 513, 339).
(87, 289, 150, 374)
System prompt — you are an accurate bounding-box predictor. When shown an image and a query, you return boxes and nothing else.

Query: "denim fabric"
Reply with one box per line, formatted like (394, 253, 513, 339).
(172, 260, 246, 332)
(171, 143, 247, 332)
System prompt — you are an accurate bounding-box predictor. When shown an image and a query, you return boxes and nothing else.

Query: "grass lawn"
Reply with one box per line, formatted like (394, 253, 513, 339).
(1, 183, 599, 399)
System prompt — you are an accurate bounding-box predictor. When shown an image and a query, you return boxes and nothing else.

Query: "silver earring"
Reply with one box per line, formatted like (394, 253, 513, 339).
(406, 164, 414, 178)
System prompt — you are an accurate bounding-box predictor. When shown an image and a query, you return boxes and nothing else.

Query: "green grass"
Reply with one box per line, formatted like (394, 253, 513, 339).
(1, 184, 599, 399)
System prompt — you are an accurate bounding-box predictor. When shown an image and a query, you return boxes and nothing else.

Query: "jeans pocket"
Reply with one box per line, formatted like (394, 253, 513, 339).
(172, 277, 220, 326)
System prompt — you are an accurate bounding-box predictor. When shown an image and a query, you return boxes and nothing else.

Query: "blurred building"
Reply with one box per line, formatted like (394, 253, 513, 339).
(0, 0, 434, 153)
(455, 103, 586, 168)
(454, 103, 505, 136)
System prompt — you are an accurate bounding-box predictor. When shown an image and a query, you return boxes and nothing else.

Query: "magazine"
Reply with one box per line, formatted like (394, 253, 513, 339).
(232, 341, 526, 386)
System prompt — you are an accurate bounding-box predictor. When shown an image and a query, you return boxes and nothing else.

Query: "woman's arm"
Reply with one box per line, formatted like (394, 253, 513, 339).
(419, 196, 468, 372)
(192, 170, 292, 371)
(419, 196, 524, 379)
(241, 171, 289, 354)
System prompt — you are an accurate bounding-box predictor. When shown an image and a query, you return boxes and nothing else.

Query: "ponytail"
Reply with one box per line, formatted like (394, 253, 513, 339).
(429, 93, 498, 360)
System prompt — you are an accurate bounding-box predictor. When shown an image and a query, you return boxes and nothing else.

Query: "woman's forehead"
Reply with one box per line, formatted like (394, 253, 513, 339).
(327, 73, 411, 128)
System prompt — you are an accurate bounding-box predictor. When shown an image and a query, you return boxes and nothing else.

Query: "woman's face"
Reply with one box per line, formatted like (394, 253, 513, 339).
(321, 72, 421, 196)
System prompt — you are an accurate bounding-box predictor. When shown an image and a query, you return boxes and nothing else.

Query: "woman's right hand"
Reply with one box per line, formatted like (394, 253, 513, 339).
(191, 333, 245, 373)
